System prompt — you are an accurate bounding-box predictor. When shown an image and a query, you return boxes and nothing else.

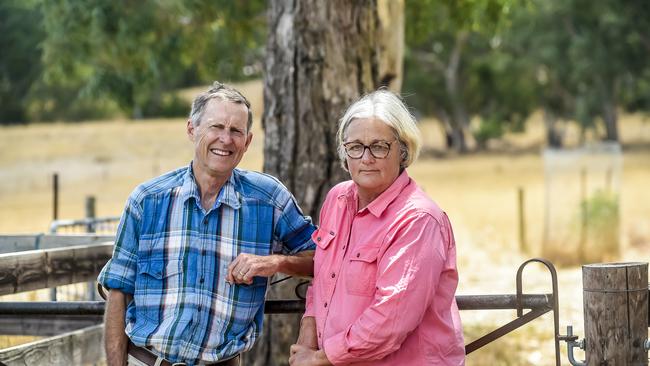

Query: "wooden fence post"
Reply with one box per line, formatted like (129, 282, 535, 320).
(85, 196, 97, 301)
(50, 173, 59, 301)
(583, 262, 649, 364)
(517, 187, 527, 254)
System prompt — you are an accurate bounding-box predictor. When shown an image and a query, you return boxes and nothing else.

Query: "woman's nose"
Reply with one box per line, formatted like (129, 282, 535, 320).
(360, 147, 375, 163)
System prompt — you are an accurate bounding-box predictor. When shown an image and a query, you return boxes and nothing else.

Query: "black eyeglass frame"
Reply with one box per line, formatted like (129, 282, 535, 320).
(342, 140, 397, 159)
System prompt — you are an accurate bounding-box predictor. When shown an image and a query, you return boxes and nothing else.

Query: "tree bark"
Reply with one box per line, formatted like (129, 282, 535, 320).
(543, 106, 563, 148)
(602, 87, 619, 142)
(444, 31, 470, 153)
(248, 1, 403, 365)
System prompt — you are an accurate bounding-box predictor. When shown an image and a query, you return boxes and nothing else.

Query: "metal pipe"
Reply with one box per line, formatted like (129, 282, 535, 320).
(456, 294, 552, 310)
(0, 300, 306, 316)
(0, 293, 553, 317)
(560, 325, 586, 366)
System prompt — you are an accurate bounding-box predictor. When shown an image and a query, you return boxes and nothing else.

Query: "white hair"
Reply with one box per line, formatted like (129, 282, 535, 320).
(336, 90, 422, 171)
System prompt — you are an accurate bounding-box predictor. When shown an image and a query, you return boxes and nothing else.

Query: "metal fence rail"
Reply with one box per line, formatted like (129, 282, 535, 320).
(49, 216, 120, 235)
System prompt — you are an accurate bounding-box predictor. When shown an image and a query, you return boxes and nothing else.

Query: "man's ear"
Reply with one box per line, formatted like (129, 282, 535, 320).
(187, 119, 194, 141)
(244, 131, 253, 150)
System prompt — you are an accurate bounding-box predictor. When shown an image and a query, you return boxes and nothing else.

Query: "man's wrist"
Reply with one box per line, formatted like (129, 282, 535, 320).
(270, 254, 284, 274)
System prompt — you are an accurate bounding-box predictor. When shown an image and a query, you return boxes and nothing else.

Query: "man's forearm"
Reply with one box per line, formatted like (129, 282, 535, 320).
(275, 250, 315, 277)
(104, 289, 129, 366)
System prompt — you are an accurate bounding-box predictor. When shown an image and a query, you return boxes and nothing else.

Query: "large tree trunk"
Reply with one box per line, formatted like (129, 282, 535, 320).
(246, 1, 403, 365)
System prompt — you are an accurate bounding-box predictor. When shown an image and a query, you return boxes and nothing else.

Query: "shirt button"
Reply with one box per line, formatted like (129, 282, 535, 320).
(329, 231, 335, 235)
(331, 273, 335, 278)
(203, 218, 208, 225)
(316, 237, 321, 242)
(199, 277, 204, 284)
(342, 245, 346, 250)
(201, 249, 206, 256)
(198, 306, 202, 312)
(318, 332, 321, 338)
(356, 253, 360, 258)
(324, 302, 327, 308)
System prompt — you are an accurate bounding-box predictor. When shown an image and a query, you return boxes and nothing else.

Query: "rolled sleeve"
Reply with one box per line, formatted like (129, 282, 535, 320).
(97, 197, 141, 294)
(323, 214, 445, 364)
(274, 195, 316, 254)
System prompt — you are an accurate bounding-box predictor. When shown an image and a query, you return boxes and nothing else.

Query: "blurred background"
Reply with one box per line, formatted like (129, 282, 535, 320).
(1, 0, 649, 365)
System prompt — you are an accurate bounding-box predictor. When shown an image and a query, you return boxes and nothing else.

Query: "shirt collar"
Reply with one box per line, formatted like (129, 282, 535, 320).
(180, 163, 241, 210)
(339, 169, 411, 218)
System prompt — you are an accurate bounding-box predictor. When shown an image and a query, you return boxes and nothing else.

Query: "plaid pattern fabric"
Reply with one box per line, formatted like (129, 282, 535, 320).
(98, 164, 315, 365)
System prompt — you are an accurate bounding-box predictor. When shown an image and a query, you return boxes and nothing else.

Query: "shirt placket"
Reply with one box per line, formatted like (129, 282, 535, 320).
(319, 199, 356, 343)
(187, 209, 212, 361)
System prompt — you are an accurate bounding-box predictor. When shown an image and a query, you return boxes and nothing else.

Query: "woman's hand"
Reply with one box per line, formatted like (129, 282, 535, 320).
(295, 316, 318, 350)
(289, 345, 332, 366)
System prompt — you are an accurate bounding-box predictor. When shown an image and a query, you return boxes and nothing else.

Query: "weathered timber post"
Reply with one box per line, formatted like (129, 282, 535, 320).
(583, 262, 648, 365)
(517, 187, 527, 254)
(85, 196, 97, 301)
(50, 173, 60, 301)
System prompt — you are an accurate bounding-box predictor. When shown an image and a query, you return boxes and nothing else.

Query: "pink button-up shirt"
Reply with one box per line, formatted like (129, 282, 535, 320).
(305, 171, 465, 365)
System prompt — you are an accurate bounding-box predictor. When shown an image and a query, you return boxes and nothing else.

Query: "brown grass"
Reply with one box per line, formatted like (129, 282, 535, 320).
(0, 80, 648, 363)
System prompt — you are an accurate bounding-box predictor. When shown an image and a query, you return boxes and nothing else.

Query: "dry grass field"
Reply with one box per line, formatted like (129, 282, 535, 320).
(1, 80, 649, 364)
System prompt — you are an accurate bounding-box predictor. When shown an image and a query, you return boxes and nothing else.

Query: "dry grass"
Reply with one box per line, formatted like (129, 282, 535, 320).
(0, 80, 648, 363)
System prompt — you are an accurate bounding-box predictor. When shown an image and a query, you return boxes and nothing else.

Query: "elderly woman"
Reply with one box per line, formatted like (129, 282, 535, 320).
(289, 90, 465, 366)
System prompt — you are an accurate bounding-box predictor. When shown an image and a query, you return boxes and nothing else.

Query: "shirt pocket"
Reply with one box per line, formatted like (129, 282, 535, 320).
(134, 258, 183, 322)
(312, 228, 336, 278)
(346, 244, 380, 297)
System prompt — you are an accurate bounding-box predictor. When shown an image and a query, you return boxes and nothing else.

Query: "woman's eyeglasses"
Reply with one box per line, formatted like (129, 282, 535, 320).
(342, 140, 395, 159)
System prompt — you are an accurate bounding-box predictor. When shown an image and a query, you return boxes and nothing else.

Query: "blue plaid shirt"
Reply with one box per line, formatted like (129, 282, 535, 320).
(98, 164, 315, 365)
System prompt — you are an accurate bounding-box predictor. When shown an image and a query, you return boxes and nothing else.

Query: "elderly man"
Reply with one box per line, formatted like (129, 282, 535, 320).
(99, 82, 316, 366)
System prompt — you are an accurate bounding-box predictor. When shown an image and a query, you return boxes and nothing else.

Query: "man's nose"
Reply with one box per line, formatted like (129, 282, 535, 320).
(216, 129, 233, 143)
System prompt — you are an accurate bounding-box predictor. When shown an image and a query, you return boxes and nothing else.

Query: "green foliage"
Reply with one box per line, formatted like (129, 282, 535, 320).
(405, 0, 533, 145)
(507, 0, 650, 137)
(0, 0, 44, 123)
(17, 0, 266, 121)
(3, 0, 650, 130)
(581, 189, 619, 229)
(580, 189, 620, 262)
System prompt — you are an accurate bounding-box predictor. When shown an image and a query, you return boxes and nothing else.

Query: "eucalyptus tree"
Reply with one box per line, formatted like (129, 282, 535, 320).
(508, 0, 650, 145)
(0, 0, 43, 123)
(405, 0, 525, 152)
(249, 1, 404, 364)
(38, 0, 265, 119)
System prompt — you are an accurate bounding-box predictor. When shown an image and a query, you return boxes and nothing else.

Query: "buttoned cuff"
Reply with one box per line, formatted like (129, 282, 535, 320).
(322, 332, 353, 366)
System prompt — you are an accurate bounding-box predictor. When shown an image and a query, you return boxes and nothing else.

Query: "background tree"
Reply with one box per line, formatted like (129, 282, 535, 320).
(506, 0, 650, 146)
(405, 0, 526, 152)
(34, 0, 266, 120)
(0, 0, 44, 124)
(247, 1, 404, 365)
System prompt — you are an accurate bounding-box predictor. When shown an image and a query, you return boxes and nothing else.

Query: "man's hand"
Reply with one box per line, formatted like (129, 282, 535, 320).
(227, 251, 315, 284)
(227, 253, 280, 284)
(289, 345, 332, 366)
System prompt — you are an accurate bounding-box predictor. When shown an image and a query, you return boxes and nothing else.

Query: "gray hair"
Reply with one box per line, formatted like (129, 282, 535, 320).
(189, 81, 253, 130)
(336, 90, 422, 171)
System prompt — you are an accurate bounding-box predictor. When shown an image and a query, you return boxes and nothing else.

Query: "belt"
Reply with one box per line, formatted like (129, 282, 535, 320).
(127, 340, 240, 366)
